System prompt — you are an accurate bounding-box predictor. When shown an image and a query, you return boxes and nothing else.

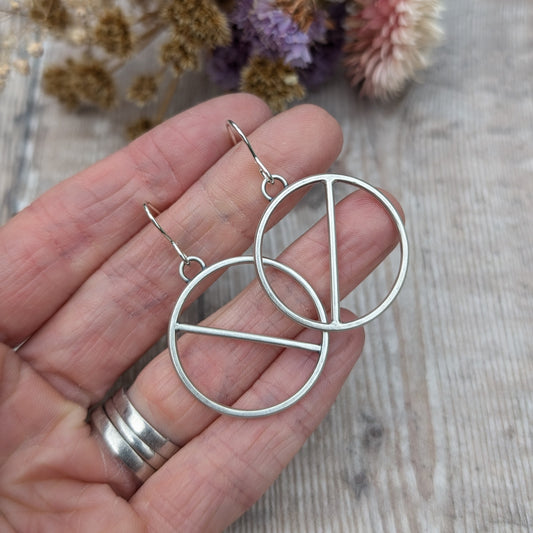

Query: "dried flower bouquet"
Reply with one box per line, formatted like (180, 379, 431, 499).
(1, 0, 443, 138)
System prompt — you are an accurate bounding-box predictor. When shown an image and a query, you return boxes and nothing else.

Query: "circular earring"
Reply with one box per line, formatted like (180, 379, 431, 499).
(143, 120, 409, 418)
(168, 255, 329, 418)
(254, 173, 409, 332)
(144, 203, 329, 418)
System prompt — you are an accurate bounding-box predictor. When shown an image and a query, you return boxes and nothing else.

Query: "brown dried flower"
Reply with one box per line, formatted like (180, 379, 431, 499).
(42, 59, 116, 109)
(162, 0, 230, 49)
(216, 0, 235, 11)
(71, 59, 116, 108)
(241, 56, 305, 113)
(27, 42, 45, 57)
(67, 26, 90, 46)
(42, 64, 80, 108)
(29, 0, 70, 30)
(0, 64, 11, 92)
(160, 34, 199, 76)
(127, 74, 159, 106)
(0, 64, 11, 78)
(94, 7, 133, 58)
(276, 0, 319, 32)
(13, 58, 30, 75)
(126, 117, 156, 140)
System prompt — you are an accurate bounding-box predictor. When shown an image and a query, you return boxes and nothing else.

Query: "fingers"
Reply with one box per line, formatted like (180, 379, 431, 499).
(16, 104, 344, 405)
(0, 343, 145, 529)
(127, 187, 400, 446)
(131, 310, 362, 532)
(0, 93, 271, 347)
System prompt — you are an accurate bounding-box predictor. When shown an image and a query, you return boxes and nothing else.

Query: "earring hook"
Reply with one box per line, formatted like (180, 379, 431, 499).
(143, 202, 190, 264)
(143, 202, 206, 283)
(226, 120, 274, 184)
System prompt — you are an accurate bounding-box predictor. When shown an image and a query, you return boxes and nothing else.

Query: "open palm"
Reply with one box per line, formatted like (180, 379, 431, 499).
(0, 94, 401, 532)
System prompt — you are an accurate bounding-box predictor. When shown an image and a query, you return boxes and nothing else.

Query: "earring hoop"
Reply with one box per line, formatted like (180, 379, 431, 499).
(168, 256, 329, 418)
(253, 174, 409, 332)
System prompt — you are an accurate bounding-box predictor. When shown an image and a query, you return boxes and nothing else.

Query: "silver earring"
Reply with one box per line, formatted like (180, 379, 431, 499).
(144, 120, 408, 418)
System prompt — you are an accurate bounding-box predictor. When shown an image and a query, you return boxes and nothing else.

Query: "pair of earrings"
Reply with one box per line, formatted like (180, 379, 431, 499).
(145, 121, 409, 418)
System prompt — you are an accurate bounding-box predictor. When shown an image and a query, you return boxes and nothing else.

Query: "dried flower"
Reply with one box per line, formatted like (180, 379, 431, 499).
(13, 58, 30, 75)
(27, 41, 45, 57)
(0, 0, 443, 136)
(160, 34, 199, 76)
(94, 7, 133, 58)
(275, 0, 319, 32)
(67, 26, 89, 45)
(231, 0, 327, 68)
(241, 55, 305, 112)
(29, 0, 70, 30)
(42, 59, 116, 109)
(0, 64, 10, 91)
(126, 116, 156, 140)
(42, 64, 80, 108)
(72, 59, 116, 108)
(297, 2, 346, 88)
(127, 74, 159, 106)
(344, 0, 443, 99)
(206, 26, 250, 90)
(217, 0, 236, 11)
(162, 0, 231, 49)
(0, 64, 11, 79)
(209, 0, 343, 95)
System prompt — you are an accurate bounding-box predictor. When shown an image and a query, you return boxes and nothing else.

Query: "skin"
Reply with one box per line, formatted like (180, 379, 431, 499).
(0, 94, 402, 532)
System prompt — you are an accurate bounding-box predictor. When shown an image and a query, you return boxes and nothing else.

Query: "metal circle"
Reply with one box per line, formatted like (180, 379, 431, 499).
(262, 174, 288, 201)
(179, 256, 206, 283)
(254, 174, 409, 332)
(168, 256, 329, 418)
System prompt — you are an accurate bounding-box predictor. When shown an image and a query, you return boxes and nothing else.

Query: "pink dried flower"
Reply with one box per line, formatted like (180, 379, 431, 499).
(344, 0, 443, 99)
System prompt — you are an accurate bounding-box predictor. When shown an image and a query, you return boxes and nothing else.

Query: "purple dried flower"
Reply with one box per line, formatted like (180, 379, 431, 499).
(250, 1, 311, 67)
(230, 0, 328, 68)
(297, 3, 346, 88)
(207, 0, 341, 105)
(206, 27, 250, 90)
(231, 0, 254, 28)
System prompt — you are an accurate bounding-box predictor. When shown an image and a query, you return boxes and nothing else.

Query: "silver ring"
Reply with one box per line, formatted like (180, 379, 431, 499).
(90, 388, 179, 481)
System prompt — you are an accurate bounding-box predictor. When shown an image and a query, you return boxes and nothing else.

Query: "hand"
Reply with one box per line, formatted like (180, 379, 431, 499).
(0, 94, 401, 532)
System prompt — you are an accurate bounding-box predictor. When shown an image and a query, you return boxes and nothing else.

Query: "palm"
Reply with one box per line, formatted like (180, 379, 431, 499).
(0, 95, 400, 532)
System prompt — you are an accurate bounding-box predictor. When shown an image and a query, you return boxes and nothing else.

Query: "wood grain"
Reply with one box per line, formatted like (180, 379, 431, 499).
(1, 1, 532, 531)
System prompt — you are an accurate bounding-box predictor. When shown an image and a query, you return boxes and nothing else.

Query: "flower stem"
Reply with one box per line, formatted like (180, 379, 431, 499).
(155, 75, 179, 123)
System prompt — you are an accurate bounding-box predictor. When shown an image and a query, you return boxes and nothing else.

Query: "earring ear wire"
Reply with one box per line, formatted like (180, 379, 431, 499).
(226, 120, 288, 201)
(226, 120, 274, 184)
(143, 202, 190, 264)
(143, 202, 205, 282)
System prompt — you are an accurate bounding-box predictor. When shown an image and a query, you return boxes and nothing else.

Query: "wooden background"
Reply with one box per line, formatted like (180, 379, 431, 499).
(1, 1, 532, 531)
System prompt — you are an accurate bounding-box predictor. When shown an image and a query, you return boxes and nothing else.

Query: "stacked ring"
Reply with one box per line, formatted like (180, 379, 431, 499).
(91, 388, 179, 481)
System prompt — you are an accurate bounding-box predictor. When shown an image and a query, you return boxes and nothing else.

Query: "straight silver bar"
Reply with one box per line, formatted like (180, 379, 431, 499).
(325, 179, 340, 323)
(176, 323, 321, 352)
